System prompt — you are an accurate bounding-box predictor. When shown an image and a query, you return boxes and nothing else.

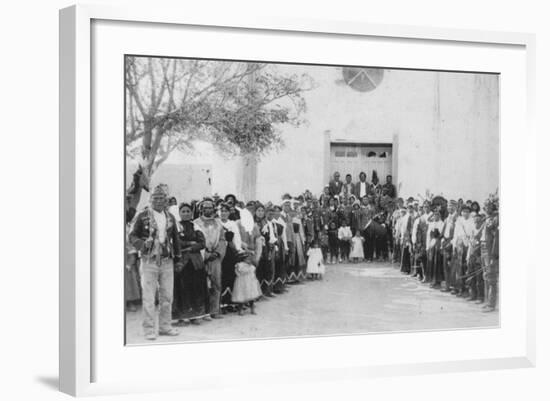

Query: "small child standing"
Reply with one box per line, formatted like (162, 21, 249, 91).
(319, 230, 329, 263)
(327, 221, 339, 264)
(306, 241, 325, 280)
(231, 252, 262, 315)
(350, 230, 365, 263)
(338, 223, 353, 263)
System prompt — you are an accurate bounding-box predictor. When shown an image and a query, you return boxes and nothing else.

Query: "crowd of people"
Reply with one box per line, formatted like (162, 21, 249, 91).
(125, 170, 499, 341)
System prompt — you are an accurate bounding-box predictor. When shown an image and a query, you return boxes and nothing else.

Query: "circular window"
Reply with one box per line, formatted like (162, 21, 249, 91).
(342, 68, 384, 92)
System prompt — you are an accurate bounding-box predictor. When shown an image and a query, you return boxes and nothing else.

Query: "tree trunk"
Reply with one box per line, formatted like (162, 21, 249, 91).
(237, 153, 258, 202)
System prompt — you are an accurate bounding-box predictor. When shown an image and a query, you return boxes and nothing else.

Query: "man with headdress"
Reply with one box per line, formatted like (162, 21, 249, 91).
(193, 198, 227, 319)
(481, 194, 499, 312)
(129, 185, 181, 340)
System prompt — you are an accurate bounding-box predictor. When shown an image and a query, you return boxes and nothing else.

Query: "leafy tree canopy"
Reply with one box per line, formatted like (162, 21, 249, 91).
(125, 57, 315, 174)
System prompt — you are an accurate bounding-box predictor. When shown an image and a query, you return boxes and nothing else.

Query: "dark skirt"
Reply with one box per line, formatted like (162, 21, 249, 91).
(124, 254, 141, 302)
(433, 247, 444, 284)
(400, 244, 412, 273)
(172, 260, 208, 320)
(427, 246, 443, 284)
(221, 246, 238, 305)
(124, 267, 141, 302)
(256, 245, 274, 294)
(273, 239, 287, 291)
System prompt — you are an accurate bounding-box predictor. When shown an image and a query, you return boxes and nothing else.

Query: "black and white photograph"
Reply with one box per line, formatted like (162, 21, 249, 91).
(124, 55, 500, 344)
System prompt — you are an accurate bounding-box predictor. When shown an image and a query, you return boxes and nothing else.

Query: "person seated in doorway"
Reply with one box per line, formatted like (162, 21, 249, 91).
(328, 171, 344, 197)
(383, 175, 397, 198)
(354, 171, 370, 199)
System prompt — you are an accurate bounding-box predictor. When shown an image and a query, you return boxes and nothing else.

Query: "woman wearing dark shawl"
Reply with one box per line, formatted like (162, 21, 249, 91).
(172, 203, 208, 325)
(254, 204, 275, 297)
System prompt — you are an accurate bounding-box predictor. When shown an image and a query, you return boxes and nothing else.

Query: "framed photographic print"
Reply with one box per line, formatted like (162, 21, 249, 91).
(59, 3, 536, 397)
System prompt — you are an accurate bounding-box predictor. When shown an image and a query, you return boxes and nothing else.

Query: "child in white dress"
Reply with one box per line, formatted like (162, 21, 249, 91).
(306, 241, 325, 280)
(231, 252, 262, 315)
(338, 224, 353, 262)
(350, 230, 365, 263)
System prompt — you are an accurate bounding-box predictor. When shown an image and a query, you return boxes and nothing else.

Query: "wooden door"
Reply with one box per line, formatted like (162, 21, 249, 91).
(330, 143, 392, 184)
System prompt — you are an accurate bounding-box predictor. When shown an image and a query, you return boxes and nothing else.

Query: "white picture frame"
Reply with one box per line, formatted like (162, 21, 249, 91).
(59, 3, 536, 397)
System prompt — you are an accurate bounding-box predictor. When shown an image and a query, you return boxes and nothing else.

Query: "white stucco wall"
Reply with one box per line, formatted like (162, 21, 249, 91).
(247, 66, 499, 203)
(135, 65, 499, 205)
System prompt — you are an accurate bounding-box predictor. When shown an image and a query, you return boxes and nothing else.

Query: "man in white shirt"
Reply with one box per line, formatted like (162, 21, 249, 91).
(441, 200, 458, 292)
(410, 211, 422, 279)
(451, 205, 473, 296)
(391, 199, 404, 262)
(399, 204, 414, 274)
(129, 185, 181, 340)
(194, 199, 227, 317)
(354, 171, 370, 199)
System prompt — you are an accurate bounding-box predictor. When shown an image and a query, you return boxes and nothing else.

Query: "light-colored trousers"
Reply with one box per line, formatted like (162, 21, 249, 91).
(141, 258, 174, 335)
(206, 258, 222, 315)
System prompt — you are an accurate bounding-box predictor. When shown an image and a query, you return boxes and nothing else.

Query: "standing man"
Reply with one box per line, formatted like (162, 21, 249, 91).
(329, 172, 344, 197)
(354, 172, 370, 199)
(342, 174, 355, 198)
(466, 213, 485, 302)
(400, 203, 414, 274)
(427, 210, 445, 288)
(481, 197, 499, 312)
(410, 209, 423, 279)
(194, 198, 227, 319)
(129, 185, 181, 341)
(452, 205, 473, 297)
(441, 200, 458, 292)
(382, 175, 397, 198)
(391, 198, 404, 263)
(362, 202, 377, 262)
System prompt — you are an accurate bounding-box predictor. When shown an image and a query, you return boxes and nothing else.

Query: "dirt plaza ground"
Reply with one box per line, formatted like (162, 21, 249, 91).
(125, 261, 499, 345)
